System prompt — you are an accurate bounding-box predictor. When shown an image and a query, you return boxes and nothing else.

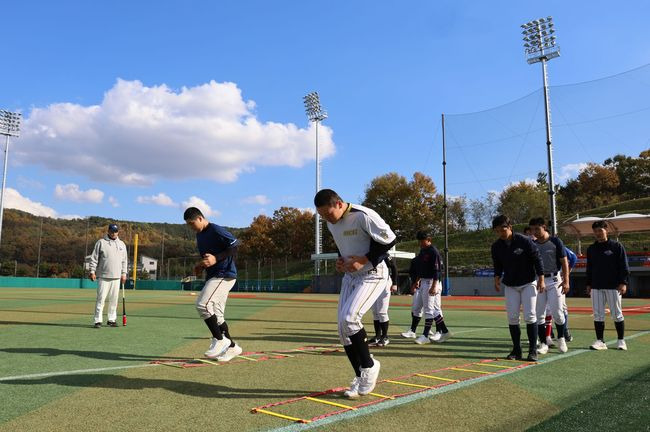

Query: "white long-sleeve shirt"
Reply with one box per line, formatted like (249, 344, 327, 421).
(88, 235, 128, 279)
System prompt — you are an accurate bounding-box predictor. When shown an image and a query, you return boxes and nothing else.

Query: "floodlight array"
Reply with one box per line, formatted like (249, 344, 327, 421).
(521, 16, 559, 63)
(303, 92, 327, 122)
(0, 110, 21, 137)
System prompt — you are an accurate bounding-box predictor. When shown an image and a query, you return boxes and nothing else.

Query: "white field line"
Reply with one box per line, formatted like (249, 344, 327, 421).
(264, 330, 650, 432)
(0, 363, 159, 382)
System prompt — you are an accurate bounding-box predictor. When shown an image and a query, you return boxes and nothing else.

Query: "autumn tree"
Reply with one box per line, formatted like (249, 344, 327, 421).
(558, 163, 620, 214)
(497, 181, 549, 224)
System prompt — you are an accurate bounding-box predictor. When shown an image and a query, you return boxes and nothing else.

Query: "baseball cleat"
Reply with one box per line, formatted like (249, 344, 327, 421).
(557, 337, 568, 353)
(429, 331, 442, 342)
(545, 336, 556, 347)
(526, 351, 538, 362)
(344, 377, 361, 399)
(368, 337, 381, 346)
(107, 321, 118, 327)
(401, 329, 417, 338)
(358, 357, 380, 395)
(436, 331, 453, 343)
(589, 340, 608, 351)
(205, 336, 231, 358)
(217, 343, 243, 362)
(506, 350, 522, 360)
(564, 332, 573, 342)
(377, 336, 390, 347)
(414, 335, 431, 345)
(616, 339, 627, 351)
(536, 342, 549, 355)
(93, 322, 102, 328)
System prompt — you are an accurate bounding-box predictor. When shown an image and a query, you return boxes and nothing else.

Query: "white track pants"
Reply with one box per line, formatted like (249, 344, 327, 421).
(94, 278, 121, 323)
(591, 289, 624, 322)
(504, 282, 537, 325)
(338, 262, 389, 345)
(537, 275, 565, 325)
(196, 277, 236, 323)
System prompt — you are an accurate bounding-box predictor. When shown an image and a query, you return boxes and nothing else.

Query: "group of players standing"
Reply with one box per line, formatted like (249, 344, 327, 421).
(180, 187, 630, 401)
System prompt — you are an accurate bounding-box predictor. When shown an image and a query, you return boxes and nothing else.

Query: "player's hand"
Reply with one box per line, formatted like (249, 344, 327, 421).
(194, 263, 204, 277)
(345, 256, 368, 272)
(586, 285, 591, 297)
(410, 284, 417, 294)
(494, 277, 500, 293)
(89, 273, 96, 282)
(202, 253, 216, 268)
(561, 280, 570, 294)
(335, 258, 345, 272)
(390, 285, 398, 293)
(538, 282, 546, 293)
(120, 275, 127, 284)
(617, 284, 627, 295)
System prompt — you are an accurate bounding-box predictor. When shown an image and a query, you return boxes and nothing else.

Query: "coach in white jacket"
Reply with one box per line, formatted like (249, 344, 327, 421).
(88, 224, 128, 328)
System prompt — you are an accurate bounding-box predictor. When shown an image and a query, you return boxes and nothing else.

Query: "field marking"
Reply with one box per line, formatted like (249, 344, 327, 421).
(264, 330, 650, 432)
(0, 363, 160, 382)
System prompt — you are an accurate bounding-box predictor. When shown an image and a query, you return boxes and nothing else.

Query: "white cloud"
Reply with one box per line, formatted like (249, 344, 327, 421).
(54, 183, 104, 203)
(181, 196, 220, 218)
(241, 194, 270, 205)
(18, 79, 336, 185)
(108, 196, 120, 207)
(4, 188, 58, 217)
(137, 192, 177, 207)
(558, 163, 588, 183)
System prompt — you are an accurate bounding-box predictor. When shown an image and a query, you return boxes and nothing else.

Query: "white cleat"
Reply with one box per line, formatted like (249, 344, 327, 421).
(217, 343, 243, 362)
(401, 329, 417, 339)
(414, 335, 431, 345)
(358, 357, 381, 395)
(343, 376, 361, 399)
(436, 331, 453, 343)
(429, 331, 442, 342)
(590, 340, 608, 351)
(557, 337, 568, 353)
(205, 336, 231, 359)
(545, 336, 556, 348)
(537, 342, 549, 355)
(616, 339, 627, 351)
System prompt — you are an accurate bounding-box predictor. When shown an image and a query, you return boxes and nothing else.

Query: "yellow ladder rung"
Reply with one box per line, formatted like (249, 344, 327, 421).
(305, 397, 356, 410)
(253, 408, 310, 423)
(385, 380, 432, 389)
(475, 363, 513, 369)
(269, 352, 294, 358)
(160, 362, 184, 368)
(369, 392, 395, 399)
(238, 355, 258, 362)
(195, 358, 220, 366)
(450, 367, 494, 375)
(415, 373, 459, 382)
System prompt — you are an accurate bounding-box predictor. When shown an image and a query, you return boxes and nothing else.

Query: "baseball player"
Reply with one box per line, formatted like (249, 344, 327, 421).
(412, 231, 452, 344)
(184, 207, 243, 362)
(529, 217, 570, 354)
(401, 257, 423, 338)
(369, 256, 398, 347)
(491, 215, 545, 362)
(586, 220, 630, 351)
(314, 189, 396, 399)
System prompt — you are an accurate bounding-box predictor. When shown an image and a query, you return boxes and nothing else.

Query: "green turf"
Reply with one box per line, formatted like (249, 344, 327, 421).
(0, 289, 648, 432)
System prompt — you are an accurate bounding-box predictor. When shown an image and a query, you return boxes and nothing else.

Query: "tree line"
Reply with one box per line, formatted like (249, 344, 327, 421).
(0, 149, 647, 277)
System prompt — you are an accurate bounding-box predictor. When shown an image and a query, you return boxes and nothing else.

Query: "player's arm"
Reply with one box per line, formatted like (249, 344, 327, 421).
(529, 240, 545, 293)
(560, 256, 570, 294)
(88, 241, 101, 281)
(617, 243, 629, 295)
(491, 243, 502, 292)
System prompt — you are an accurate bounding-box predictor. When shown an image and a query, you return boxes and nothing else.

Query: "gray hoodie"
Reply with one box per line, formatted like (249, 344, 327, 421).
(89, 235, 128, 279)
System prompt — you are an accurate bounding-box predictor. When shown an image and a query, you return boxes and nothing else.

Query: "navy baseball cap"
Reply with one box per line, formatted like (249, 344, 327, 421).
(416, 230, 430, 240)
(108, 224, 119, 233)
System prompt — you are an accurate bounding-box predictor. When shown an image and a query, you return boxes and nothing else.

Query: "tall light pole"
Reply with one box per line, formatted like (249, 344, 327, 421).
(303, 91, 327, 276)
(0, 110, 21, 249)
(521, 16, 560, 235)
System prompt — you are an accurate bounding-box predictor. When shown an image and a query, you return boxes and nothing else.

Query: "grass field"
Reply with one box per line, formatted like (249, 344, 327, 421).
(1, 288, 649, 432)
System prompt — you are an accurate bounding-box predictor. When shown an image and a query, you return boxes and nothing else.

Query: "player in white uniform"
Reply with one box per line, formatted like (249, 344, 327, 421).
(401, 257, 423, 338)
(369, 256, 398, 347)
(529, 217, 570, 354)
(315, 189, 396, 399)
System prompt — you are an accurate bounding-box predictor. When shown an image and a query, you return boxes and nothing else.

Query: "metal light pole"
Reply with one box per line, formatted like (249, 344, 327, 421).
(0, 110, 21, 249)
(521, 16, 560, 235)
(303, 92, 327, 276)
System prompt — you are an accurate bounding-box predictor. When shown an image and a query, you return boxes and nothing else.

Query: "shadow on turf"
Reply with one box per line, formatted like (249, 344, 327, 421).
(1, 374, 309, 399)
(0, 347, 179, 361)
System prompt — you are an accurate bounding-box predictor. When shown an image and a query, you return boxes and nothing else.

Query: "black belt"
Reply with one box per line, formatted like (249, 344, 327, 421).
(544, 272, 559, 277)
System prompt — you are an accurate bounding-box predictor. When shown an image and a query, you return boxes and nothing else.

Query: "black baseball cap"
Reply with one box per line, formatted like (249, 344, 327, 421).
(108, 224, 119, 233)
(416, 230, 430, 240)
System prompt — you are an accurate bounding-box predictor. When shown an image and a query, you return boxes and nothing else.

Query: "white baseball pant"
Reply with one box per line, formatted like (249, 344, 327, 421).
(411, 287, 424, 318)
(94, 277, 121, 323)
(504, 281, 538, 325)
(196, 277, 237, 322)
(338, 261, 389, 345)
(419, 278, 443, 319)
(591, 289, 624, 322)
(537, 275, 565, 325)
(371, 281, 391, 323)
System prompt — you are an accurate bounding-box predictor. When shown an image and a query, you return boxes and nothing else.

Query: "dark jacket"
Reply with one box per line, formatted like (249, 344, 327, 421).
(586, 239, 630, 289)
(491, 233, 543, 286)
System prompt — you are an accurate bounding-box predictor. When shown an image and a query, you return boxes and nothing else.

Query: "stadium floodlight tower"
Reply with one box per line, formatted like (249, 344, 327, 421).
(0, 110, 21, 249)
(521, 16, 560, 235)
(303, 91, 327, 276)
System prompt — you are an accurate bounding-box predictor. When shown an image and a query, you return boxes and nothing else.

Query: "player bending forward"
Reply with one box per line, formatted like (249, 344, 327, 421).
(184, 207, 243, 362)
(315, 189, 396, 399)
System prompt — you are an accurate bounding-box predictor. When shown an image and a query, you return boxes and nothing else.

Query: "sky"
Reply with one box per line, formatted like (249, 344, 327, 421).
(1, 1, 649, 227)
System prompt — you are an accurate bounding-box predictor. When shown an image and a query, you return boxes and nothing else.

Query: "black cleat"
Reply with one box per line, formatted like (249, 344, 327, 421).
(565, 332, 573, 342)
(506, 350, 522, 360)
(526, 351, 538, 362)
(107, 321, 118, 327)
(93, 322, 102, 328)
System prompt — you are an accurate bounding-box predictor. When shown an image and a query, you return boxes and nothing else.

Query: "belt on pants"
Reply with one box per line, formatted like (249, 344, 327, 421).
(543, 272, 559, 277)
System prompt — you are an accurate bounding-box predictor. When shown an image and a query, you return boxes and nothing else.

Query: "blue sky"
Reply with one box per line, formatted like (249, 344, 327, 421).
(1, 1, 649, 227)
